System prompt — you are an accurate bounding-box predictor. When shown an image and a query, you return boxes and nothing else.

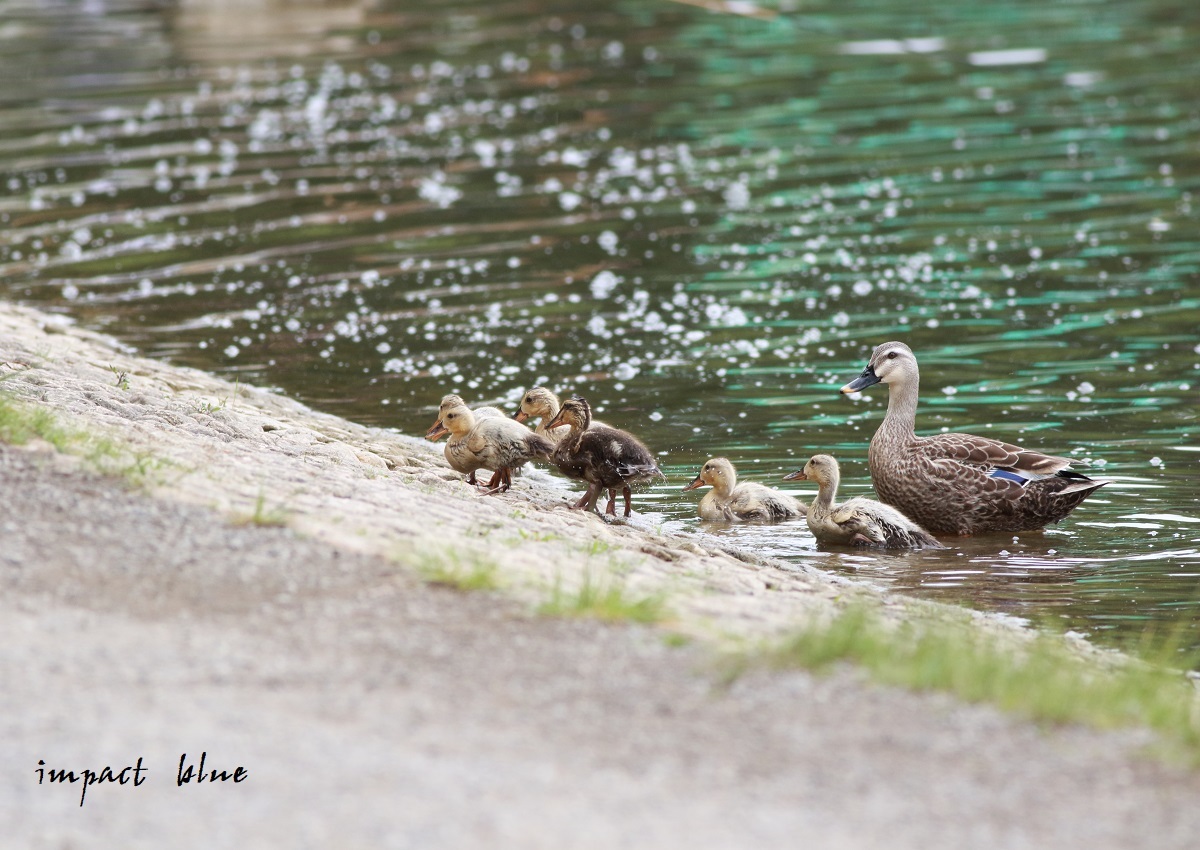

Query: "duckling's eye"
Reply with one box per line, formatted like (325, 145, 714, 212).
(887, 351, 897, 359)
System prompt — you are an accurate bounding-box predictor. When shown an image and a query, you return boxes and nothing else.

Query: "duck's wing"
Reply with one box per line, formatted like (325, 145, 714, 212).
(729, 484, 801, 521)
(834, 498, 941, 549)
(922, 432, 1073, 481)
(829, 501, 885, 544)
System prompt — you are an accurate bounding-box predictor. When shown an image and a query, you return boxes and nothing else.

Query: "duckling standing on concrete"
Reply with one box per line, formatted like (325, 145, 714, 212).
(425, 394, 506, 442)
(425, 401, 553, 493)
(545, 396, 665, 517)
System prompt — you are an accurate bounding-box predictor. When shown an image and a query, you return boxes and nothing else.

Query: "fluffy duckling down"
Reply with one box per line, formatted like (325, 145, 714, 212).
(426, 394, 506, 443)
(784, 454, 941, 549)
(425, 401, 553, 493)
(683, 457, 806, 522)
(545, 396, 665, 517)
(513, 386, 613, 443)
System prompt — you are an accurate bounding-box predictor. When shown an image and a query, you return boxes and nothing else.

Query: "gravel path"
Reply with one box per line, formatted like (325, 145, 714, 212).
(3, 304, 1200, 848)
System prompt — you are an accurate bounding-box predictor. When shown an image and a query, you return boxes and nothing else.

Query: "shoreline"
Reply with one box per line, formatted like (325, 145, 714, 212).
(0, 302, 1137, 653)
(0, 301, 895, 643)
(6, 300, 1200, 848)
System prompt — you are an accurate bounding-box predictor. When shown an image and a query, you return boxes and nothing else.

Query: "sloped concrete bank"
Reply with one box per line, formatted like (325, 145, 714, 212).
(4, 302, 1200, 849)
(0, 302, 889, 643)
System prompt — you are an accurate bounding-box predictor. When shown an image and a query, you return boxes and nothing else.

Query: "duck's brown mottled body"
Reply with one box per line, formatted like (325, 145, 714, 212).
(841, 341, 1107, 535)
(684, 457, 805, 522)
(545, 396, 664, 517)
(785, 455, 940, 549)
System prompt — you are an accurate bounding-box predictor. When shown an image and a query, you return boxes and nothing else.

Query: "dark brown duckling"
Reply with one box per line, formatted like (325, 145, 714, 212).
(544, 396, 665, 517)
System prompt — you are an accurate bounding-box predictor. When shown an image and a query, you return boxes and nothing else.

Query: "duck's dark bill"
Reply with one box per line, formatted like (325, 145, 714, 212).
(840, 365, 880, 394)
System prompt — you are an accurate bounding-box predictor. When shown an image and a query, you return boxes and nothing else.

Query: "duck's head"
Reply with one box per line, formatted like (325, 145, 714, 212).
(426, 394, 467, 441)
(425, 402, 475, 440)
(683, 457, 736, 493)
(514, 386, 559, 423)
(783, 453, 839, 487)
(840, 340, 916, 394)
(545, 395, 591, 431)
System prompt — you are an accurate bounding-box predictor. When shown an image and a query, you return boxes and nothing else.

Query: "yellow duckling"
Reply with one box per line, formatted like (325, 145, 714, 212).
(683, 457, 806, 522)
(783, 454, 942, 549)
(513, 386, 615, 442)
(426, 394, 506, 442)
(425, 402, 553, 493)
(544, 396, 665, 517)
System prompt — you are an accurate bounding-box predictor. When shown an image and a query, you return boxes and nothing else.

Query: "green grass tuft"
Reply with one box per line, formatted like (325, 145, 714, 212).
(414, 549, 502, 592)
(755, 604, 1200, 763)
(232, 491, 290, 528)
(1, 390, 171, 486)
(540, 570, 666, 625)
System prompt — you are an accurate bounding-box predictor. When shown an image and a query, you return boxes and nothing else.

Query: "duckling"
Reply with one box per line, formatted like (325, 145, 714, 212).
(513, 385, 616, 502)
(513, 386, 612, 442)
(683, 457, 806, 522)
(784, 454, 942, 549)
(426, 394, 505, 442)
(544, 395, 665, 517)
(424, 402, 553, 492)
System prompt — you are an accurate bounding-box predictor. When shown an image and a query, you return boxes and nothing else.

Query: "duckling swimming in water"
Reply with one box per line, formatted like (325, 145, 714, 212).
(784, 454, 941, 549)
(425, 401, 553, 493)
(544, 396, 665, 517)
(683, 457, 806, 522)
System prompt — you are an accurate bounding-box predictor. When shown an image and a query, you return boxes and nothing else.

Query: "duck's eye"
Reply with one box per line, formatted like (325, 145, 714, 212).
(887, 351, 897, 359)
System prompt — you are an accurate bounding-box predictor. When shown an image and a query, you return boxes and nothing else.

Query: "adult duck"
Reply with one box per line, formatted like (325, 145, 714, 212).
(425, 401, 553, 493)
(840, 340, 1107, 535)
(684, 457, 805, 522)
(544, 396, 665, 517)
(784, 455, 940, 548)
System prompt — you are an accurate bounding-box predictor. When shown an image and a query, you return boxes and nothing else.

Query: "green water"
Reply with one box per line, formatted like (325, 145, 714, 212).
(1, 0, 1197, 649)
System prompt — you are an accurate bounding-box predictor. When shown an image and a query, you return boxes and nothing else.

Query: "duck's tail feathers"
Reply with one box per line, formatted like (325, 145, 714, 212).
(1057, 477, 1109, 496)
(618, 461, 666, 482)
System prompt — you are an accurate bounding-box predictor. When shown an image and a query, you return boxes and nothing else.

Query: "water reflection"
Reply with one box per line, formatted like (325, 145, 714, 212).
(0, 0, 1197, 649)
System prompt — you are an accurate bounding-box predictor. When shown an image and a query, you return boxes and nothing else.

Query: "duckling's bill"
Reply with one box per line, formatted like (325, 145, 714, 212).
(681, 474, 706, 492)
(425, 418, 450, 441)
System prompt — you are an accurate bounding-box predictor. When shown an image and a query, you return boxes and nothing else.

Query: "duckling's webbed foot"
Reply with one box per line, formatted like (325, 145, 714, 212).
(478, 468, 516, 496)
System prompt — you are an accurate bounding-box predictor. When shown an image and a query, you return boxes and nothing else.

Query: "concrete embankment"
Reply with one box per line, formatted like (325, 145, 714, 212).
(4, 302, 1199, 849)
